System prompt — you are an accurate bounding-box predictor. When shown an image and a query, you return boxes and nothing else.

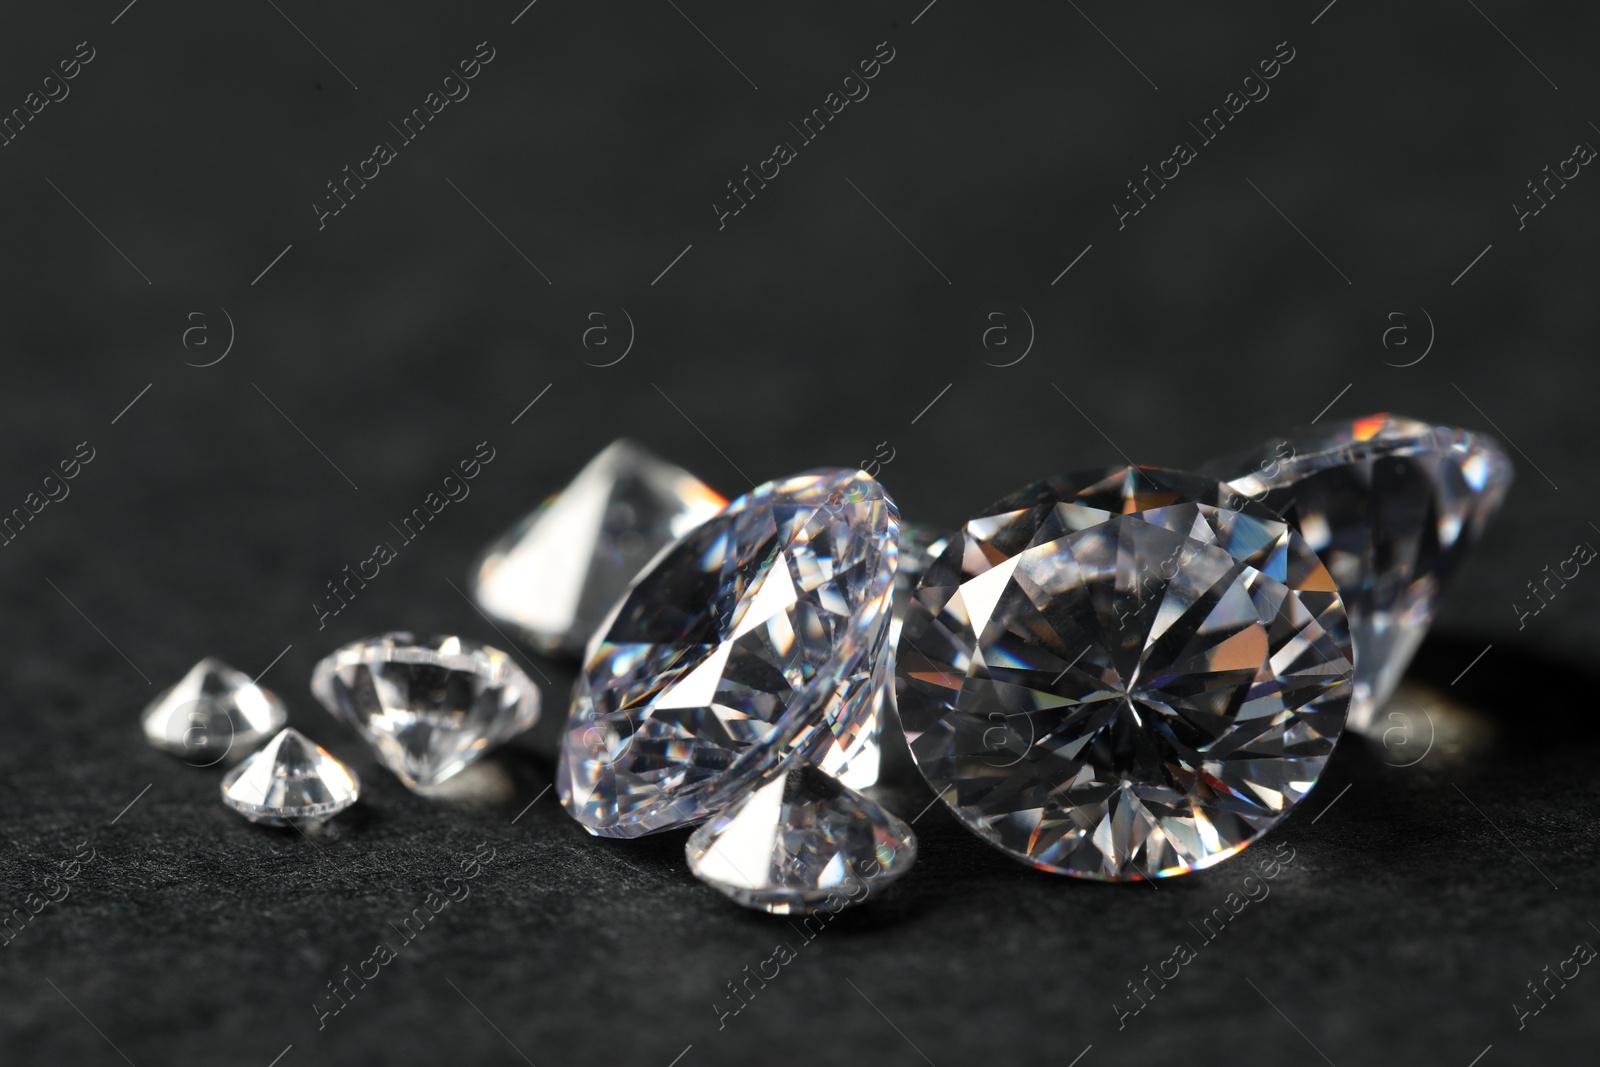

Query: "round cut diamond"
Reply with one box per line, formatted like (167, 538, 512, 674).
(1206, 414, 1513, 733)
(558, 468, 899, 838)
(895, 466, 1353, 880)
(221, 728, 360, 825)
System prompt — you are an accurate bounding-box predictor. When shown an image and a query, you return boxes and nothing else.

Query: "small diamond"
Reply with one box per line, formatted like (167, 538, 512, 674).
(220, 728, 359, 825)
(311, 634, 541, 791)
(896, 466, 1353, 880)
(686, 764, 916, 914)
(1207, 414, 1513, 732)
(558, 468, 899, 838)
(141, 658, 288, 766)
(471, 439, 726, 655)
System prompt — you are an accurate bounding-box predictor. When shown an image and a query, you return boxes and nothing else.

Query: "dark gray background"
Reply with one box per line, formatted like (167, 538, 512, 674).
(1, 1, 1596, 1064)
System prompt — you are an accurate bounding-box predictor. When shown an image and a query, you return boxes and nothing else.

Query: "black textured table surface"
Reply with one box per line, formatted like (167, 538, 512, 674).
(1, 2, 1596, 1065)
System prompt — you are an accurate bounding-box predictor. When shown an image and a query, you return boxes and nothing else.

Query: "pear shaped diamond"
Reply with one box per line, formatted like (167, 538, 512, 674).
(141, 657, 288, 765)
(471, 439, 727, 655)
(311, 634, 541, 790)
(220, 728, 360, 825)
(896, 466, 1354, 880)
(1207, 414, 1513, 732)
(687, 764, 917, 913)
(558, 468, 899, 838)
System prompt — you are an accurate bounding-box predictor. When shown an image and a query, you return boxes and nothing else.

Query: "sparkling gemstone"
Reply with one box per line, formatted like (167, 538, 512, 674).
(220, 728, 360, 825)
(471, 439, 727, 656)
(1205, 414, 1513, 733)
(686, 764, 916, 913)
(558, 468, 899, 838)
(311, 633, 541, 791)
(896, 466, 1353, 881)
(141, 657, 288, 766)
(891, 523, 955, 652)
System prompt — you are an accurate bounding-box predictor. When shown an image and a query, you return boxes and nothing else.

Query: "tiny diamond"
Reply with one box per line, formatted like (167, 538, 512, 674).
(141, 657, 288, 766)
(1207, 414, 1513, 732)
(686, 764, 916, 914)
(558, 468, 899, 838)
(220, 728, 359, 825)
(897, 466, 1353, 880)
(471, 439, 726, 655)
(311, 634, 541, 791)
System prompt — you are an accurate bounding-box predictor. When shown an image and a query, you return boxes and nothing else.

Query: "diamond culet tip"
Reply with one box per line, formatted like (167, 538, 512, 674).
(310, 632, 542, 792)
(557, 467, 900, 838)
(896, 464, 1354, 881)
(220, 727, 360, 826)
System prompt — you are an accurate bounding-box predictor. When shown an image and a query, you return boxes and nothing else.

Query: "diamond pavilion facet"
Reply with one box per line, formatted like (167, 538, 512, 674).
(311, 634, 541, 791)
(1206, 414, 1513, 733)
(220, 728, 360, 825)
(470, 439, 726, 656)
(686, 764, 916, 913)
(896, 466, 1353, 880)
(141, 657, 288, 765)
(557, 468, 899, 839)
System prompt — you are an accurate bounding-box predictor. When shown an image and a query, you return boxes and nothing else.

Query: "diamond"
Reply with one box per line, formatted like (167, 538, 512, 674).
(141, 657, 288, 766)
(686, 764, 916, 913)
(1206, 414, 1513, 733)
(220, 728, 360, 825)
(890, 523, 954, 652)
(896, 466, 1353, 880)
(471, 439, 726, 656)
(557, 468, 899, 838)
(311, 633, 541, 791)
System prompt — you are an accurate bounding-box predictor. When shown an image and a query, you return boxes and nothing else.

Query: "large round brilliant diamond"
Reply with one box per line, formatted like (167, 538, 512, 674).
(896, 466, 1353, 880)
(558, 468, 898, 838)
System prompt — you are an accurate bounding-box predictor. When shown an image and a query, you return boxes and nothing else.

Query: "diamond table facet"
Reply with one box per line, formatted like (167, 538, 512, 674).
(220, 728, 360, 825)
(558, 468, 899, 838)
(141, 657, 288, 765)
(470, 439, 726, 656)
(1206, 414, 1513, 733)
(686, 764, 916, 914)
(311, 634, 541, 791)
(896, 466, 1354, 880)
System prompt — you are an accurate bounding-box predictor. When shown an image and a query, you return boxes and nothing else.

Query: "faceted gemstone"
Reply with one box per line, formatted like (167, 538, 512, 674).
(1205, 414, 1513, 733)
(311, 634, 541, 791)
(890, 523, 955, 652)
(141, 657, 288, 766)
(220, 728, 360, 825)
(686, 764, 916, 913)
(896, 466, 1353, 881)
(558, 468, 899, 838)
(470, 439, 726, 656)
